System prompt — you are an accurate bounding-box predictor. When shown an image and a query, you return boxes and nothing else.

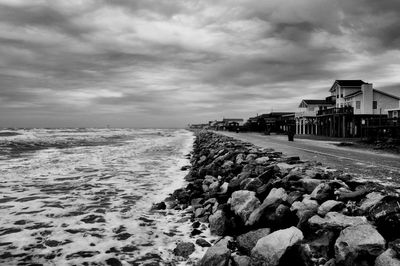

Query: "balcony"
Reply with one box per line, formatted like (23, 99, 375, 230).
(317, 106, 354, 116)
(295, 110, 317, 118)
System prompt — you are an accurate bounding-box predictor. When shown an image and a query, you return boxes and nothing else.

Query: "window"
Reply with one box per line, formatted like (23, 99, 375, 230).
(356, 101, 361, 109)
(373, 101, 377, 109)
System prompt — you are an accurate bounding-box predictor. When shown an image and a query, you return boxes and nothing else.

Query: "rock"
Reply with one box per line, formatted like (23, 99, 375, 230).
(198, 237, 231, 266)
(106, 258, 122, 266)
(335, 223, 386, 266)
(209, 210, 228, 236)
(219, 182, 229, 194)
(237, 228, 271, 255)
(173, 242, 195, 258)
(251, 226, 304, 266)
(243, 178, 263, 192)
(222, 160, 234, 169)
(318, 200, 345, 216)
(236, 154, 245, 165)
(232, 254, 251, 266)
(301, 230, 336, 263)
(246, 188, 288, 226)
(359, 192, 385, 212)
(290, 198, 319, 219)
(301, 179, 323, 193)
(375, 249, 400, 266)
(255, 157, 269, 164)
(310, 183, 333, 202)
(151, 201, 166, 210)
(230, 190, 261, 224)
(196, 238, 211, 247)
(309, 212, 368, 230)
(257, 168, 276, 184)
(368, 196, 400, 240)
(209, 181, 220, 193)
(287, 191, 303, 205)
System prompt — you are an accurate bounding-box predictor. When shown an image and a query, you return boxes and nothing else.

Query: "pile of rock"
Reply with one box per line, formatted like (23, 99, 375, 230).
(168, 131, 400, 266)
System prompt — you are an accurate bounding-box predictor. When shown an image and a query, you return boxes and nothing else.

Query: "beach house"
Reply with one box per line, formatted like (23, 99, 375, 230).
(316, 80, 400, 137)
(295, 99, 335, 135)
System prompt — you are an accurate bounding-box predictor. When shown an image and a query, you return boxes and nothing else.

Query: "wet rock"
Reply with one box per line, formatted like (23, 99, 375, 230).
(105, 258, 122, 266)
(173, 242, 195, 258)
(237, 228, 271, 255)
(198, 237, 231, 266)
(80, 214, 106, 224)
(230, 190, 261, 224)
(309, 212, 367, 230)
(196, 238, 211, 247)
(251, 226, 304, 266)
(318, 200, 345, 216)
(209, 210, 228, 236)
(151, 201, 166, 210)
(335, 223, 385, 266)
(66, 251, 100, 259)
(375, 249, 400, 266)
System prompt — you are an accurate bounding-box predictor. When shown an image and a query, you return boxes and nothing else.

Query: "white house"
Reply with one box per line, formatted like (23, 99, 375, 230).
(295, 99, 335, 134)
(329, 80, 400, 115)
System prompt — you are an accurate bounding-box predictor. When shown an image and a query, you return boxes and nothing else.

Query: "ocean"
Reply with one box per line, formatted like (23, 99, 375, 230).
(0, 128, 207, 265)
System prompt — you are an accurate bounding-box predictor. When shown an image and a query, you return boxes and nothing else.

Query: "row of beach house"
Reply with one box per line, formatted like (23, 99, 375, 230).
(191, 80, 400, 139)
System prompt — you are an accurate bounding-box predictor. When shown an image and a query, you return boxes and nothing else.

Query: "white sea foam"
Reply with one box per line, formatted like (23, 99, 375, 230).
(0, 128, 212, 265)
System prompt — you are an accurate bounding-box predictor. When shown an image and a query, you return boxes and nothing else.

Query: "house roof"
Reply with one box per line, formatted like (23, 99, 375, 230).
(374, 89, 400, 100)
(300, 99, 335, 107)
(344, 91, 362, 99)
(344, 89, 400, 100)
(329, 80, 367, 92)
(223, 118, 244, 122)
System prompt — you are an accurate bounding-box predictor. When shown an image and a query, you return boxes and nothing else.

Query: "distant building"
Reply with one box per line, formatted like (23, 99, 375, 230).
(222, 118, 244, 126)
(295, 99, 335, 135)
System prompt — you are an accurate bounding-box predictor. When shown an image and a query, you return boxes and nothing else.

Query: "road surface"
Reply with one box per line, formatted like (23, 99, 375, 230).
(217, 131, 400, 186)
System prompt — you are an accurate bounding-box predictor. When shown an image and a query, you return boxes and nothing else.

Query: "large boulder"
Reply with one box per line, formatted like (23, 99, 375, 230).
(310, 182, 334, 202)
(209, 210, 228, 236)
(318, 200, 345, 216)
(375, 249, 400, 266)
(368, 196, 400, 241)
(246, 188, 288, 226)
(309, 212, 368, 230)
(237, 228, 271, 255)
(230, 190, 261, 224)
(173, 242, 195, 258)
(335, 223, 386, 266)
(359, 192, 385, 212)
(251, 226, 304, 266)
(198, 237, 232, 266)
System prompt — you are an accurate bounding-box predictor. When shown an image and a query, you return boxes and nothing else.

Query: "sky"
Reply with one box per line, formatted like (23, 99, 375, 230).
(0, 0, 400, 128)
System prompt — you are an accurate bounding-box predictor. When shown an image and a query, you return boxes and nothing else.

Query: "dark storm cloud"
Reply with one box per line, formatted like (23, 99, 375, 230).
(0, 0, 399, 127)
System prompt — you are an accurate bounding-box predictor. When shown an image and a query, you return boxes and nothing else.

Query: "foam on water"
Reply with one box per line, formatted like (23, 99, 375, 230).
(0, 128, 212, 265)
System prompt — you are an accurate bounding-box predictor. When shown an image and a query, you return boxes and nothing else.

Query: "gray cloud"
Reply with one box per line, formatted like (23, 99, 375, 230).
(0, 0, 399, 127)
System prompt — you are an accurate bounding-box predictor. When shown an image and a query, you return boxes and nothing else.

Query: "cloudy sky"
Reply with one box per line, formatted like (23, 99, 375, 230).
(0, 0, 399, 128)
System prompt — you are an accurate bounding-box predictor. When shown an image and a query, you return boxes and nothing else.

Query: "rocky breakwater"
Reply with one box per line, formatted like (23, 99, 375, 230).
(166, 131, 400, 266)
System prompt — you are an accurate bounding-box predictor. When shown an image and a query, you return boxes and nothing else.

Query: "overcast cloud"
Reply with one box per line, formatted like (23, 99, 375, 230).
(0, 0, 399, 128)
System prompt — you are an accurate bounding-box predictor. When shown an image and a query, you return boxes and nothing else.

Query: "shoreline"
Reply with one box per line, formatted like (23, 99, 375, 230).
(166, 130, 400, 265)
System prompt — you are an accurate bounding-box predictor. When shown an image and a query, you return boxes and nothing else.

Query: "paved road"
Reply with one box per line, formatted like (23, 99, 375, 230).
(217, 131, 400, 186)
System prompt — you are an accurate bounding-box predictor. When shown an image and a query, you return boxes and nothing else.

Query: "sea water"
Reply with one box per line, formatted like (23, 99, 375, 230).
(0, 128, 209, 265)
